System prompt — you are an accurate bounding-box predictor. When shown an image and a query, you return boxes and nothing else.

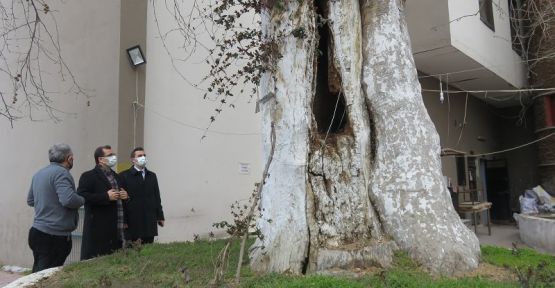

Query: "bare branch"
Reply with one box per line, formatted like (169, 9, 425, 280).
(151, 0, 281, 133)
(0, 0, 86, 124)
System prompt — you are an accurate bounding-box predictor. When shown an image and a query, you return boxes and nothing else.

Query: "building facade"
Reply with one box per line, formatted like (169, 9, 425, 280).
(406, 0, 537, 222)
(0, 0, 538, 267)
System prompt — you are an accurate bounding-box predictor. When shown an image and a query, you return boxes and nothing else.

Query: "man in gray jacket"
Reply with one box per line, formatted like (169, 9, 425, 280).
(27, 143, 85, 272)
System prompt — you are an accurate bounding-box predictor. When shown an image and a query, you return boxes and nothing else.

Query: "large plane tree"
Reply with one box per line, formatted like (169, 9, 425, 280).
(155, 0, 481, 276)
(242, 0, 480, 275)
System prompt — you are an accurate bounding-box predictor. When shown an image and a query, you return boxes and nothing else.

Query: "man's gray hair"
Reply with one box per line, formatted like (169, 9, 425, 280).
(48, 143, 72, 163)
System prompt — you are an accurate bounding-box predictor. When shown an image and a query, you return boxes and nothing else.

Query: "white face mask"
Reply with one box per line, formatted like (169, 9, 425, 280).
(135, 156, 147, 168)
(105, 155, 118, 168)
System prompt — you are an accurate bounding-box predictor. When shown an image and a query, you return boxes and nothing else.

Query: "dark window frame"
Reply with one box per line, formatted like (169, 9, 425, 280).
(479, 0, 495, 31)
(545, 94, 555, 127)
(508, 0, 524, 56)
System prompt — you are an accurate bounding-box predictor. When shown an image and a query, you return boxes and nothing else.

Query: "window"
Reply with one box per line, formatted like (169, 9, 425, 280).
(479, 0, 495, 31)
(545, 94, 555, 127)
(508, 0, 523, 56)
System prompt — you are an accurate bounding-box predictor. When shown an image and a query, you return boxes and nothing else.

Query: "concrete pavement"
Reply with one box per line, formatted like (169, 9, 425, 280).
(0, 271, 23, 287)
(475, 223, 528, 249)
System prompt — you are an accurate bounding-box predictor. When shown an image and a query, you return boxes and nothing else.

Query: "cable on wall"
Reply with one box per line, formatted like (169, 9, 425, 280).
(422, 87, 555, 94)
(446, 132, 555, 158)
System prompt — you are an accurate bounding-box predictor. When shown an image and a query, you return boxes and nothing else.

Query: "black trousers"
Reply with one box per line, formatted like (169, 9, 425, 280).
(128, 236, 154, 244)
(28, 227, 72, 272)
(141, 237, 154, 244)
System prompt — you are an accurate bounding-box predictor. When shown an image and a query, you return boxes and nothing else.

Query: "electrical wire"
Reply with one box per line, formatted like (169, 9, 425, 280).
(133, 85, 545, 142)
(322, 90, 343, 146)
(136, 101, 262, 136)
(133, 71, 139, 148)
(422, 87, 555, 94)
(456, 132, 555, 158)
(456, 93, 469, 147)
(447, 88, 451, 138)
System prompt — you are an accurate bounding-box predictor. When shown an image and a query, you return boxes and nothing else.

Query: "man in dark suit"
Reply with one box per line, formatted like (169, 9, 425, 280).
(120, 147, 165, 244)
(77, 145, 129, 260)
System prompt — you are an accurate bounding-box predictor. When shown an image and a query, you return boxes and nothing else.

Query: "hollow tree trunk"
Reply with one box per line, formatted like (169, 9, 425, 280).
(251, 0, 480, 275)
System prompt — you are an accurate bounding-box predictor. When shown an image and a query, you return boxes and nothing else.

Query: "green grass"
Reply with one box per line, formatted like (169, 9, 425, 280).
(41, 240, 252, 287)
(240, 273, 517, 288)
(38, 242, 554, 288)
(481, 245, 555, 288)
(481, 245, 555, 271)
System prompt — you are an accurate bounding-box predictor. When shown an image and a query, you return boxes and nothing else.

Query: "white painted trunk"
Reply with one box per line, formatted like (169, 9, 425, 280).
(251, 0, 480, 275)
(359, 0, 480, 275)
(250, 1, 313, 273)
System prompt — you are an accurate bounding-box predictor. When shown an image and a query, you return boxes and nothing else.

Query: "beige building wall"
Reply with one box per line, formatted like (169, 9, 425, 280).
(406, 0, 451, 52)
(448, 0, 527, 88)
(421, 76, 537, 211)
(144, 2, 263, 242)
(118, 0, 147, 166)
(0, 0, 121, 267)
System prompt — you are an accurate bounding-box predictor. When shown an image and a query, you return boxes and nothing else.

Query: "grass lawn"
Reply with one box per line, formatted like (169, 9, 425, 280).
(35, 241, 555, 288)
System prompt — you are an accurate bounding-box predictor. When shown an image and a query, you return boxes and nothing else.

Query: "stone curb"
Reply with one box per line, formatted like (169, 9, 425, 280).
(3, 267, 60, 288)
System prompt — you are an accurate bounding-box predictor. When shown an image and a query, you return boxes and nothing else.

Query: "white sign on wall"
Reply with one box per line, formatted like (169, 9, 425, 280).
(239, 162, 250, 175)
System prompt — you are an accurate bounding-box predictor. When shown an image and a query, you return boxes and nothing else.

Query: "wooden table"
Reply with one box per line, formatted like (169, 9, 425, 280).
(458, 202, 492, 235)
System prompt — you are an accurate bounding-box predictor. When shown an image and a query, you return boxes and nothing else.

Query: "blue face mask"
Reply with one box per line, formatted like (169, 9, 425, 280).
(105, 155, 118, 168)
(135, 156, 147, 168)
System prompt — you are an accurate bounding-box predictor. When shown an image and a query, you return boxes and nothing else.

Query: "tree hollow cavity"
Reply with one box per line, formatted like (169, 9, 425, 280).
(313, 1, 347, 135)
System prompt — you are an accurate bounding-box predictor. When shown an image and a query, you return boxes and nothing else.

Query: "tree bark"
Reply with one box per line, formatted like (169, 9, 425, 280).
(251, 0, 480, 275)
(359, 0, 480, 275)
(250, 0, 314, 273)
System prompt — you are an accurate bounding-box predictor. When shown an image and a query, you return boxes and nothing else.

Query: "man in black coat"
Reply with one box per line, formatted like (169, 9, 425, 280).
(77, 145, 129, 260)
(120, 147, 165, 244)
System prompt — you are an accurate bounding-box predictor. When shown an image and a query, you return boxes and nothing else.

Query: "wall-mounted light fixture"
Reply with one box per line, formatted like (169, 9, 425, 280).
(126, 45, 146, 68)
(126, 45, 146, 148)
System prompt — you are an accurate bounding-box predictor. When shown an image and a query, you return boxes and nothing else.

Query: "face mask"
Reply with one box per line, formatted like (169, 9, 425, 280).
(135, 156, 147, 167)
(105, 155, 118, 168)
(67, 156, 74, 170)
